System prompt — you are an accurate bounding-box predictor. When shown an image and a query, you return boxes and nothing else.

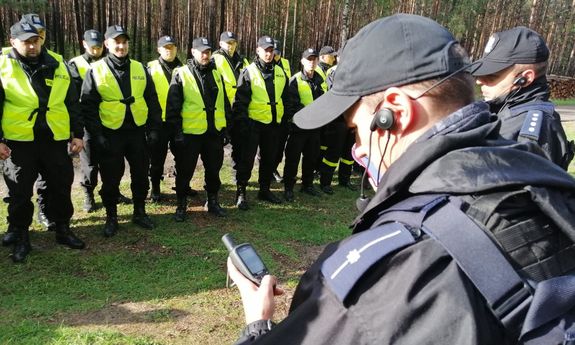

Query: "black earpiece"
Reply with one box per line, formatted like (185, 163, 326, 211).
(370, 108, 395, 132)
(513, 76, 527, 86)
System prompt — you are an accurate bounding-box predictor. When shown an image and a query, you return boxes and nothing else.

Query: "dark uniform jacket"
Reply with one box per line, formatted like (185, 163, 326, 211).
(80, 53, 162, 138)
(0, 48, 83, 141)
(165, 59, 231, 136)
(235, 101, 575, 345)
(488, 77, 574, 169)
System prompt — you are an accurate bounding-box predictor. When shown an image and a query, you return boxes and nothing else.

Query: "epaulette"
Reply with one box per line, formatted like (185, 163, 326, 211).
(519, 109, 544, 141)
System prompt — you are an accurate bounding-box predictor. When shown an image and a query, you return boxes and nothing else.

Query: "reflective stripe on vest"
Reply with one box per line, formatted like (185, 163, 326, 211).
(280, 58, 291, 78)
(69, 55, 91, 79)
(147, 60, 170, 121)
(1, 47, 11, 55)
(91, 59, 148, 129)
(213, 53, 238, 105)
(0, 55, 71, 141)
(177, 66, 226, 135)
(294, 72, 326, 106)
(246, 63, 286, 124)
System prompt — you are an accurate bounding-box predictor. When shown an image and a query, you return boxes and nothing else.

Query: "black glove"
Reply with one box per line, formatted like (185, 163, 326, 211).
(95, 135, 109, 152)
(147, 131, 160, 147)
(221, 128, 231, 146)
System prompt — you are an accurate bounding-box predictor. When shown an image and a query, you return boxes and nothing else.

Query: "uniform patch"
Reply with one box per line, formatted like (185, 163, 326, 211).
(519, 110, 543, 141)
(484, 34, 499, 54)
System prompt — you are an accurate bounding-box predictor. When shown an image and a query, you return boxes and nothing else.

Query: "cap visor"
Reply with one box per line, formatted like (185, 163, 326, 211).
(16, 33, 40, 41)
(109, 33, 129, 40)
(195, 45, 212, 52)
(86, 40, 102, 47)
(471, 59, 513, 76)
(293, 91, 359, 129)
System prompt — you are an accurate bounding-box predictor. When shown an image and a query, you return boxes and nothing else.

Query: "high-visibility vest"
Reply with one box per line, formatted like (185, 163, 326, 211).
(246, 63, 286, 124)
(147, 59, 171, 121)
(176, 66, 227, 135)
(91, 59, 148, 130)
(1, 47, 10, 55)
(213, 53, 239, 105)
(315, 66, 328, 82)
(294, 72, 327, 106)
(279, 57, 291, 79)
(69, 55, 91, 80)
(0, 55, 71, 141)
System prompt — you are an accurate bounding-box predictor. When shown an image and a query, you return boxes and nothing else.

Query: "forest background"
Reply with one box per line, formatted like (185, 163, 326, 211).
(1, 0, 575, 77)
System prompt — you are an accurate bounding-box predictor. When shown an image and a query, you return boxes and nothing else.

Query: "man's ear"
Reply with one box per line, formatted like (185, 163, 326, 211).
(9, 38, 15, 48)
(381, 87, 415, 134)
(522, 68, 536, 86)
(104, 39, 110, 49)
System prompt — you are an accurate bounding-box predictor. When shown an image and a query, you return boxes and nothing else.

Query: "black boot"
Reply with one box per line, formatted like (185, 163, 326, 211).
(258, 189, 282, 204)
(82, 188, 98, 212)
(174, 196, 188, 222)
(2, 224, 17, 247)
(235, 185, 249, 211)
(55, 223, 85, 249)
(205, 193, 226, 217)
(11, 228, 31, 263)
(103, 205, 119, 238)
(150, 180, 161, 202)
(132, 200, 154, 229)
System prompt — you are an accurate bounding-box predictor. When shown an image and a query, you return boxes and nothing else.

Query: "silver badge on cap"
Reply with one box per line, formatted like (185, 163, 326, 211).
(266, 37, 272, 43)
(227, 32, 232, 37)
(21, 23, 32, 31)
(308, 49, 313, 53)
(166, 36, 172, 41)
(115, 25, 123, 32)
(202, 38, 208, 45)
(32, 15, 41, 24)
(484, 34, 499, 54)
(90, 32, 98, 39)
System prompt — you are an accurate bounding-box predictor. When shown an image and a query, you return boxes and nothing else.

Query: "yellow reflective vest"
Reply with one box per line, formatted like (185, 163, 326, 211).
(279, 58, 291, 79)
(147, 59, 171, 121)
(0, 55, 71, 141)
(69, 55, 91, 80)
(176, 66, 227, 135)
(213, 53, 249, 105)
(294, 72, 327, 106)
(314, 65, 328, 82)
(246, 63, 286, 124)
(91, 59, 148, 130)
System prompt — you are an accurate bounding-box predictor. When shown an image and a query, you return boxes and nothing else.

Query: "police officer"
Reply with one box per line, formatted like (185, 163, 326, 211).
(1, 22, 85, 263)
(232, 36, 288, 209)
(69, 29, 105, 212)
(270, 39, 292, 183)
(81, 25, 162, 237)
(227, 14, 575, 344)
(147, 35, 183, 202)
(213, 31, 249, 177)
(166, 37, 230, 221)
(282, 48, 325, 202)
(19, 13, 63, 230)
(472, 26, 574, 169)
(315, 46, 336, 81)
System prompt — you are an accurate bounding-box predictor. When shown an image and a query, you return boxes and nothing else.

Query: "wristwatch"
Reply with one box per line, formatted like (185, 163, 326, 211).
(241, 319, 275, 338)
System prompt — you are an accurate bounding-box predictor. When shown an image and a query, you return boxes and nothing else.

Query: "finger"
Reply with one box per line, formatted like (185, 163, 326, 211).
(227, 257, 258, 291)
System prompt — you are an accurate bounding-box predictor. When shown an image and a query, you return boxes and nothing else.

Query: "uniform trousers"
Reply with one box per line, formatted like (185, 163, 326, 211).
(79, 128, 100, 193)
(320, 121, 355, 186)
(97, 128, 149, 207)
(283, 127, 320, 190)
(174, 132, 223, 196)
(148, 121, 175, 184)
(3, 140, 73, 229)
(235, 120, 280, 190)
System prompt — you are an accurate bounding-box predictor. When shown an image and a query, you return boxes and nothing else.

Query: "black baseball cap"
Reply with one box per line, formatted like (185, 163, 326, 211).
(105, 25, 129, 40)
(158, 35, 176, 47)
(10, 21, 39, 41)
(294, 14, 470, 129)
(84, 29, 103, 47)
(220, 31, 237, 42)
(257, 36, 274, 49)
(319, 46, 337, 56)
(21, 13, 45, 30)
(273, 39, 282, 55)
(471, 26, 549, 77)
(192, 37, 212, 51)
(302, 48, 318, 59)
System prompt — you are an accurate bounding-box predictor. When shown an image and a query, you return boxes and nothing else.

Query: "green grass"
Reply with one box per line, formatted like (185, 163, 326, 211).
(0, 160, 363, 344)
(552, 98, 575, 106)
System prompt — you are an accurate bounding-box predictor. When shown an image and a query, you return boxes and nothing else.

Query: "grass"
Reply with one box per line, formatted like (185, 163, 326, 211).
(2, 118, 575, 345)
(0, 158, 363, 345)
(552, 98, 575, 106)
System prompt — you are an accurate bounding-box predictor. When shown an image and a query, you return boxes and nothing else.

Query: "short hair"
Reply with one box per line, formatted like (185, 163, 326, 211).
(362, 72, 475, 119)
(515, 61, 547, 79)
